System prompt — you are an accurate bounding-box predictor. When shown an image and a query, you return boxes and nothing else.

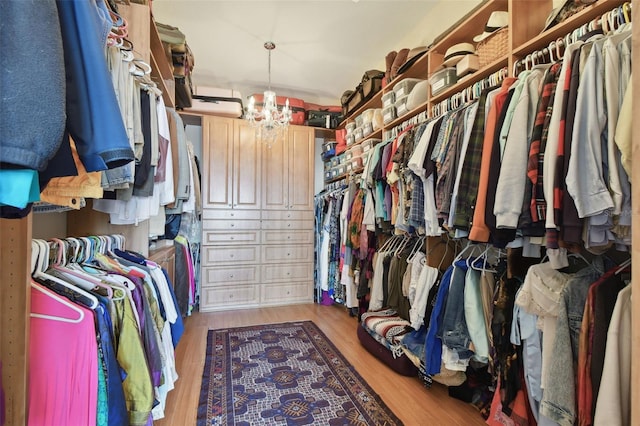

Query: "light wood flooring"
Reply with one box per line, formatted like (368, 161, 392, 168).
(156, 303, 488, 425)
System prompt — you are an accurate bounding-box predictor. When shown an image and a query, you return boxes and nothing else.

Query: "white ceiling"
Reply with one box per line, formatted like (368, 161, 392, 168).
(152, 0, 483, 106)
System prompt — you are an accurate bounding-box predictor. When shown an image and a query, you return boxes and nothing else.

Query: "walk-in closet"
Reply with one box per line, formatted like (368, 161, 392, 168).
(1, 0, 639, 425)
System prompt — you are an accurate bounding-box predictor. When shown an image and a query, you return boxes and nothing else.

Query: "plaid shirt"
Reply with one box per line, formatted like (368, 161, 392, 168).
(453, 87, 498, 231)
(436, 108, 466, 219)
(527, 63, 562, 224)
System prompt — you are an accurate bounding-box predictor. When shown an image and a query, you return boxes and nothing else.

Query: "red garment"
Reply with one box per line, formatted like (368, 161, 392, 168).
(469, 78, 517, 242)
(486, 377, 534, 426)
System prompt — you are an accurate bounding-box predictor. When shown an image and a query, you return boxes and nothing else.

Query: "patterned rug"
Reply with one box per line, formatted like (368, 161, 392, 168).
(197, 321, 403, 425)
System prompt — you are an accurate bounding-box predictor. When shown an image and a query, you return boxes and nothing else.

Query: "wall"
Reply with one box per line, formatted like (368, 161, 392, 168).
(314, 137, 325, 195)
(32, 212, 68, 240)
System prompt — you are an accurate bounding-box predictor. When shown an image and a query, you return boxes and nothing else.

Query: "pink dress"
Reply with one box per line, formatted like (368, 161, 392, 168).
(28, 283, 97, 426)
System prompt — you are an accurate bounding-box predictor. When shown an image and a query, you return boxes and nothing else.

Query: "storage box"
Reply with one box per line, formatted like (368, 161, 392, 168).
(354, 127, 364, 142)
(456, 54, 479, 78)
(189, 87, 243, 118)
(362, 122, 374, 138)
(382, 105, 397, 124)
(393, 78, 424, 98)
(346, 122, 356, 134)
(361, 138, 381, 153)
(330, 156, 340, 168)
(372, 108, 384, 130)
(337, 164, 346, 176)
(348, 145, 363, 160)
(324, 170, 332, 181)
(355, 114, 364, 128)
(351, 156, 364, 170)
(382, 91, 396, 108)
(337, 153, 347, 165)
(395, 95, 409, 117)
(322, 140, 337, 153)
(346, 133, 355, 146)
(429, 67, 458, 96)
(361, 108, 375, 124)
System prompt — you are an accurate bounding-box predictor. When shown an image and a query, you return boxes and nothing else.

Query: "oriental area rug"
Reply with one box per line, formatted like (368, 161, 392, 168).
(197, 321, 403, 425)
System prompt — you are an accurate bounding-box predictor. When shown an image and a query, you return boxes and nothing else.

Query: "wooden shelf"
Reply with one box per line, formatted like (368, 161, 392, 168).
(431, 0, 509, 56)
(384, 53, 429, 91)
(429, 55, 508, 104)
(384, 101, 429, 130)
(512, 0, 627, 60)
(149, 18, 176, 108)
(339, 90, 384, 126)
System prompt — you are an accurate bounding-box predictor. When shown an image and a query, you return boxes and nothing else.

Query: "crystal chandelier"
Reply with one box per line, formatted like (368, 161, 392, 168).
(245, 41, 292, 146)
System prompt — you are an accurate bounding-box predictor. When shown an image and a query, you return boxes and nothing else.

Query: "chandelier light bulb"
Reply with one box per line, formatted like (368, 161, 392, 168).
(245, 42, 292, 147)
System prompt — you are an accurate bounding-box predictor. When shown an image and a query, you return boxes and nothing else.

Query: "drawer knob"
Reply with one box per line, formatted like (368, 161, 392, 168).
(230, 274, 234, 278)
(230, 254, 234, 258)
(287, 272, 291, 276)
(229, 294, 234, 298)
(230, 213, 235, 217)
(230, 224, 235, 227)
(287, 224, 291, 227)
(287, 236, 291, 240)
(230, 237, 235, 240)
(287, 253, 291, 256)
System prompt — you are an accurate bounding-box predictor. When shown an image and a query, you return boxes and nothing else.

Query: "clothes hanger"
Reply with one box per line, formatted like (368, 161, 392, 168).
(33, 239, 99, 310)
(49, 237, 114, 300)
(30, 282, 85, 324)
(614, 257, 631, 275)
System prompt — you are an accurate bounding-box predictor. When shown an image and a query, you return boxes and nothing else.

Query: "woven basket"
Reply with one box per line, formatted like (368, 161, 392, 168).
(476, 27, 509, 68)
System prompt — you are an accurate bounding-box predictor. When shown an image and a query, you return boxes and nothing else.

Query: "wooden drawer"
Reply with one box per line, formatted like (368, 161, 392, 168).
(202, 210, 261, 220)
(203, 230, 260, 245)
(202, 265, 259, 286)
(262, 262, 313, 282)
(261, 210, 313, 221)
(202, 246, 259, 264)
(261, 220, 314, 231)
(261, 245, 313, 263)
(202, 219, 261, 230)
(200, 285, 259, 311)
(262, 230, 314, 245)
(261, 282, 313, 305)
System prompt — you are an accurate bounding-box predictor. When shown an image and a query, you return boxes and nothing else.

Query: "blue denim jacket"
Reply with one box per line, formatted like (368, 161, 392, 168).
(439, 260, 474, 359)
(541, 257, 605, 426)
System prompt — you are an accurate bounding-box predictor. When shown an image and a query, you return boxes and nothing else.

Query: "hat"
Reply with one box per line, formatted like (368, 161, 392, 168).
(473, 11, 508, 42)
(442, 42, 475, 67)
(397, 46, 428, 75)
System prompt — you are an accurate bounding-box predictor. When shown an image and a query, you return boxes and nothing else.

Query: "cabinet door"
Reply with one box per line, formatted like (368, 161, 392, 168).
(234, 121, 261, 209)
(287, 125, 314, 210)
(261, 127, 288, 210)
(202, 116, 234, 209)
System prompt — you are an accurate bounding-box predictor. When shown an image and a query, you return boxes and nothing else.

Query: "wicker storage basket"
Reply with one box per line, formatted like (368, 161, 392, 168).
(476, 27, 509, 68)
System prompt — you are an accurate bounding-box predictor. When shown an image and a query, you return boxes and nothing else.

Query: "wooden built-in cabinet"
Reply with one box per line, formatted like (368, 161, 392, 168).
(262, 125, 315, 211)
(202, 116, 261, 210)
(200, 116, 315, 311)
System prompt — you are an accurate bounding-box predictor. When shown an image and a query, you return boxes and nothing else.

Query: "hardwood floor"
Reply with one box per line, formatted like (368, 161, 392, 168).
(156, 303, 488, 425)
